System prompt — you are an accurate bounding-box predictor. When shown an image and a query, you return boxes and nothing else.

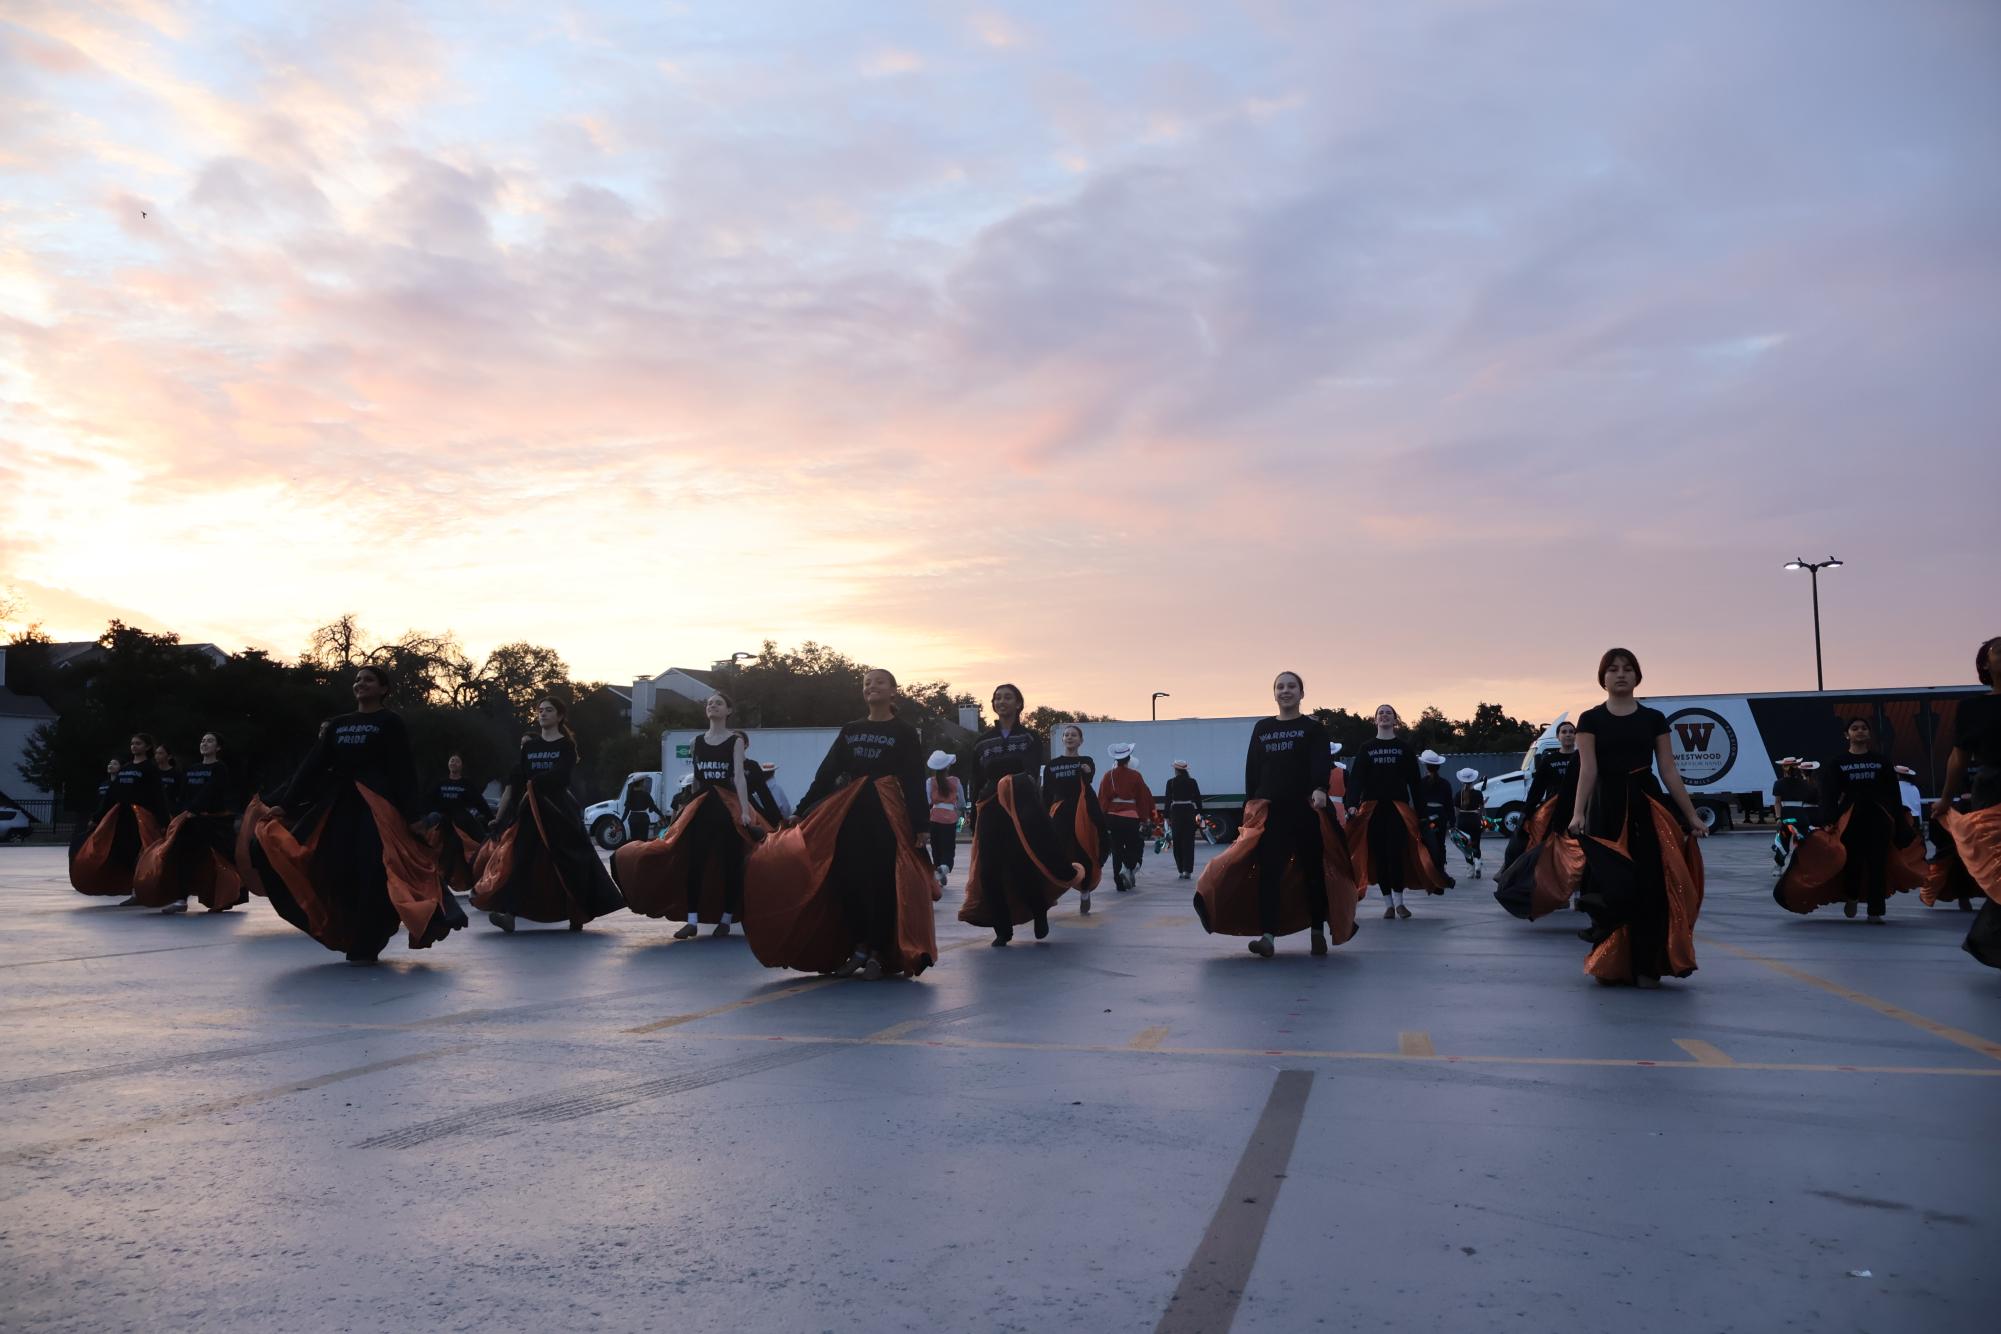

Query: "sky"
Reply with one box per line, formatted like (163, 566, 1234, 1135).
(2, 0, 1996, 724)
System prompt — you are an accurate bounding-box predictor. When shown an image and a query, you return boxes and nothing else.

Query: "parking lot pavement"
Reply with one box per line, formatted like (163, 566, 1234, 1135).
(0, 836, 1994, 1333)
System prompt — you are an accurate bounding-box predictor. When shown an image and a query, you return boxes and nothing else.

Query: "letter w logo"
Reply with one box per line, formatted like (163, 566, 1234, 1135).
(1674, 722, 1714, 751)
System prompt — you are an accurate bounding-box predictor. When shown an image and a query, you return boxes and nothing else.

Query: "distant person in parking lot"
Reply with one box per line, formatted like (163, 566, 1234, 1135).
(1164, 759, 1203, 880)
(1417, 750, 1457, 889)
(755, 761, 792, 822)
(133, 730, 244, 914)
(152, 743, 184, 816)
(1097, 743, 1156, 891)
(1493, 721, 1583, 920)
(1042, 725, 1106, 912)
(1924, 635, 2001, 960)
(1455, 769, 1486, 879)
(1346, 706, 1446, 918)
(70, 733, 166, 903)
(1774, 718, 1923, 921)
(621, 775, 662, 845)
(925, 750, 964, 890)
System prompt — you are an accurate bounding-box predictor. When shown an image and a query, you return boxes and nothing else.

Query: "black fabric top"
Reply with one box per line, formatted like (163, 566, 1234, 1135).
(180, 760, 234, 815)
(1822, 750, 1897, 821)
(1772, 774, 1820, 807)
(1577, 704, 1668, 777)
(274, 710, 419, 817)
(799, 714, 927, 832)
(1164, 772, 1203, 809)
(429, 779, 489, 826)
(1246, 715, 1332, 803)
(1523, 749, 1579, 813)
(510, 733, 577, 794)
(154, 765, 184, 814)
(1041, 752, 1097, 803)
(971, 725, 1044, 804)
(1956, 693, 2001, 770)
(1348, 737, 1421, 809)
(691, 732, 748, 794)
(97, 760, 166, 819)
(1418, 772, 1453, 825)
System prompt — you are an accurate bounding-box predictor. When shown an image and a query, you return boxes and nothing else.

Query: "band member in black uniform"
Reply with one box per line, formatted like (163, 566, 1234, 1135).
(1567, 648, 1707, 988)
(473, 697, 625, 933)
(241, 666, 466, 963)
(961, 684, 1084, 946)
(1164, 759, 1204, 880)
(1925, 636, 2001, 964)
(1454, 768, 1485, 879)
(744, 668, 938, 980)
(1776, 719, 1923, 920)
(424, 753, 489, 894)
(925, 750, 964, 889)
(613, 691, 768, 938)
(134, 730, 245, 913)
(1345, 706, 1445, 918)
(1042, 724, 1105, 912)
(622, 775, 663, 846)
(71, 732, 167, 902)
(1195, 671, 1356, 957)
(1416, 750, 1457, 889)
(1770, 758, 1820, 870)
(1493, 721, 1582, 920)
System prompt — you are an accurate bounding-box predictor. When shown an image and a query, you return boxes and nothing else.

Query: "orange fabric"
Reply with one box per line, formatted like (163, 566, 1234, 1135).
(1516, 802, 1579, 920)
(742, 775, 938, 975)
(1925, 803, 2001, 906)
(1775, 807, 1925, 914)
(1098, 766, 1157, 822)
(252, 784, 450, 949)
(131, 812, 244, 909)
(960, 773, 1080, 927)
(1343, 800, 1448, 893)
(470, 787, 573, 920)
(1194, 800, 1358, 941)
(237, 796, 274, 899)
(1326, 768, 1348, 827)
(248, 801, 334, 940)
(68, 806, 163, 896)
(1583, 797, 1704, 983)
(1052, 787, 1104, 894)
(612, 789, 770, 920)
(427, 824, 483, 894)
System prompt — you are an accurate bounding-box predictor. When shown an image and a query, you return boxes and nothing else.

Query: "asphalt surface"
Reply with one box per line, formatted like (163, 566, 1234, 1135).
(1, 835, 1995, 1333)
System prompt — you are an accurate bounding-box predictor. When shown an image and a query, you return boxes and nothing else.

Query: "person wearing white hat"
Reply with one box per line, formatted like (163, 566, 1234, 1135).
(1163, 760, 1204, 879)
(1776, 718, 1923, 921)
(960, 684, 1085, 946)
(1345, 705, 1446, 918)
(1770, 757, 1817, 871)
(924, 750, 963, 889)
(1098, 743, 1157, 891)
(753, 760, 792, 823)
(1454, 767, 1486, 879)
(1042, 724, 1107, 913)
(1416, 750, 1457, 890)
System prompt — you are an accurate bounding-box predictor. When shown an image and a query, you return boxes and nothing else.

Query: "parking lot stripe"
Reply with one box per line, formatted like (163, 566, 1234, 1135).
(1673, 1038, 1735, 1066)
(1704, 937, 2001, 1063)
(1130, 1025, 1170, 1050)
(1398, 1031, 1436, 1057)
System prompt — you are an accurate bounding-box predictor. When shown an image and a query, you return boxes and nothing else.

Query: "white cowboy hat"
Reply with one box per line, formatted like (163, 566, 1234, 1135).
(926, 750, 954, 771)
(1108, 743, 1135, 760)
(1171, 759, 1189, 769)
(1419, 749, 1445, 767)
(1456, 767, 1481, 785)
(1893, 765, 1915, 777)
(1798, 760, 1821, 771)
(760, 761, 777, 772)
(1776, 757, 1799, 767)
(677, 773, 694, 789)
(1328, 741, 1343, 756)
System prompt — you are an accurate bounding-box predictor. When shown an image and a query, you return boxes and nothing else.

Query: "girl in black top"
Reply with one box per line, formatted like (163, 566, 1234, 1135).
(243, 666, 466, 963)
(1798, 720, 1912, 920)
(1927, 636, 2001, 965)
(744, 668, 938, 980)
(1493, 721, 1582, 920)
(473, 697, 625, 934)
(1042, 723, 1106, 911)
(134, 731, 246, 914)
(1195, 671, 1352, 957)
(425, 753, 489, 893)
(960, 684, 1083, 946)
(153, 744, 184, 816)
(1569, 648, 1707, 988)
(612, 690, 767, 938)
(70, 732, 167, 900)
(1345, 705, 1443, 917)
(1163, 761, 1204, 880)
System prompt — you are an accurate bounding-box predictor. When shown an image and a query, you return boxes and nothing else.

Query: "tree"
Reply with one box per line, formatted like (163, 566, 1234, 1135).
(1461, 702, 1539, 752)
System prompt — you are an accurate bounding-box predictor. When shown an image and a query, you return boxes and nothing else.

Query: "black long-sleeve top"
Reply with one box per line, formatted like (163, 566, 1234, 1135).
(1417, 772, 1454, 828)
(1164, 772, 1204, 811)
(1522, 749, 1580, 817)
(1955, 694, 2001, 771)
(1821, 751, 1898, 823)
(1348, 736, 1422, 811)
(798, 714, 927, 834)
(96, 761, 167, 821)
(1041, 753, 1097, 804)
(510, 734, 578, 798)
(1246, 715, 1332, 805)
(429, 778, 490, 829)
(154, 764, 185, 815)
(272, 710, 420, 818)
(179, 760, 234, 815)
(971, 725, 1044, 805)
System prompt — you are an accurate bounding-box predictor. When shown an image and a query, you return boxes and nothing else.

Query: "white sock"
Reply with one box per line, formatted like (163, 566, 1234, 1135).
(687, 913, 699, 925)
(1393, 890, 1405, 907)
(720, 912, 733, 925)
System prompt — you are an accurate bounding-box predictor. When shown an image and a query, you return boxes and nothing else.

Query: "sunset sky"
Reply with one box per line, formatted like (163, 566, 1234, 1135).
(2, 1, 1995, 723)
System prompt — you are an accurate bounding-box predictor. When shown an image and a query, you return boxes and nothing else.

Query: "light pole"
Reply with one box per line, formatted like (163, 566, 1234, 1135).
(1151, 691, 1170, 721)
(1782, 558, 1842, 690)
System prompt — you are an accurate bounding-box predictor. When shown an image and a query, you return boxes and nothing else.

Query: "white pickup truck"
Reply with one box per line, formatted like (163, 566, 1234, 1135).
(583, 726, 844, 849)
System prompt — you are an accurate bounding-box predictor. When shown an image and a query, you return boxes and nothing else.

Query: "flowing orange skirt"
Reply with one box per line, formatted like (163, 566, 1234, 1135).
(612, 789, 769, 921)
(131, 812, 245, 909)
(245, 785, 460, 951)
(1193, 800, 1358, 941)
(69, 805, 163, 896)
(1345, 800, 1447, 893)
(960, 774, 1082, 928)
(1774, 806, 1924, 914)
(1922, 803, 2001, 907)
(1538, 796, 1704, 983)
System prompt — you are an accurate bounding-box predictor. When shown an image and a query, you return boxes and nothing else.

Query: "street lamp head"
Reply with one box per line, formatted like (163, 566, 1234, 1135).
(1783, 560, 1803, 571)
(1825, 558, 1843, 569)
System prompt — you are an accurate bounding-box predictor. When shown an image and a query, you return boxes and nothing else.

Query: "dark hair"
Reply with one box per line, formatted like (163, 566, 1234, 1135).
(707, 689, 736, 714)
(863, 667, 898, 688)
(535, 696, 578, 743)
(201, 730, 223, 751)
(153, 742, 174, 761)
(1597, 647, 1642, 686)
(1273, 670, 1304, 693)
(992, 682, 1024, 709)
(130, 732, 158, 752)
(1556, 719, 1576, 734)
(1845, 717, 1872, 734)
(1979, 636, 2000, 687)
(356, 663, 396, 696)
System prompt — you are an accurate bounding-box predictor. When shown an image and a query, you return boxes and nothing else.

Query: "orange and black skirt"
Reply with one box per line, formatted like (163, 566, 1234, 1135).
(1048, 782, 1105, 895)
(743, 776, 938, 976)
(242, 785, 467, 955)
(1194, 799, 1358, 942)
(428, 819, 484, 895)
(1540, 773, 1704, 984)
(68, 803, 163, 897)
(1924, 780, 2001, 968)
(612, 789, 770, 922)
(1773, 802, 1924, 914)
(470, 784, 624, 926)
(132, 811, 245, 910)
(1345, 800, 1447, 895)
(960, 773, 1081, 929)
(1492, 800, 1575, 921)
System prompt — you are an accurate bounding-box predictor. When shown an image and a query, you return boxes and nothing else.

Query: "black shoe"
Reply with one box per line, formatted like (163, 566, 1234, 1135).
(1635, 975, 1662, 990)
(344, 949, 379, 965)
(712, 921, 732, 938)
(1310, 927, 1328, 956)
(1033, 913, 1049, 940)
(487, 911, 515, 934)
(117, 896, 140, 906)
(673, 922, 698, 939)
(568, 919, 585, 932)
(1248, 935, 1275, 958)
(833, 951, 868, 977)
(990, 936, 1010, 948)
(859, 956, 884, 981)
(1395, 904, 1412, 919)
(1866, 914, 1886, 924)
(1384, 904, 1397, 920)
(1843, 901, 1857, 918)
(1441, 876, 1456, 889)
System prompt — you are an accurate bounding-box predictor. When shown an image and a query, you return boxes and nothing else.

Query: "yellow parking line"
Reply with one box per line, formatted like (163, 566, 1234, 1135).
(1704, 937, 2001, 1064)
(1130, 1025, 1170, 1050)
(1398, 1031, 1436, 1057)
(1145, 916, 1196, 929)
(1673, 1038, 1735, 1066)
(624, 977, 838, 1033)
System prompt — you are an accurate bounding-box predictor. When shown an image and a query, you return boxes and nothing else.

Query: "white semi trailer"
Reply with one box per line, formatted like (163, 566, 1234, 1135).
(582, 725, 842, 849)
